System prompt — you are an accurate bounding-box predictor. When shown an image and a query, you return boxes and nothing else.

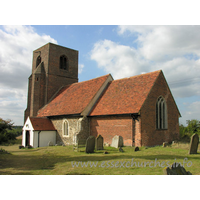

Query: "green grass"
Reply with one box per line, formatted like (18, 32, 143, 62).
(0, 143, 199, 175)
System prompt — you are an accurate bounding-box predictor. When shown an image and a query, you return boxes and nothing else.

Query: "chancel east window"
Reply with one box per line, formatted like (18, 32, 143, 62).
(60, 55, 68, 70)
(156, 96, 168, 129)
(63, 120, 69, 136)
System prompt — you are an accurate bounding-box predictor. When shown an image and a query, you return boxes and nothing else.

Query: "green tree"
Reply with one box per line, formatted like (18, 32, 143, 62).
(0, 118, 13, 132)
(186, 119, 200, 135)
(179, 119, 200, 141)
(0, 118, 15, 144)
(179, 124, 187, 138)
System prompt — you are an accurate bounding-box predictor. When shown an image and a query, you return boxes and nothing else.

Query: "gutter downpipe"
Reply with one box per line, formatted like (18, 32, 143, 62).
(38, 131, 41, 147)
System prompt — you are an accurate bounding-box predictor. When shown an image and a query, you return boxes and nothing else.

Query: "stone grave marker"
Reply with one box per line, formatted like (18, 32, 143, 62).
(111, 135, 123, 148)
(48, 141, 53, 146)
(189, 133, 199, 154)
(135, 146, 139, 151)
(163, 163, 192, 175)
(96, 135, 104, 150)
(118, 136, 123, 147)
(86, 136, 95, 153)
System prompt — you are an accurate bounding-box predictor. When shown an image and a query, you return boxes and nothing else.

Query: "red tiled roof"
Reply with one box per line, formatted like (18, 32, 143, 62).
(30, 117, 56, 131)
(37, 74, 110, 117)
(89, 70, 161, 116)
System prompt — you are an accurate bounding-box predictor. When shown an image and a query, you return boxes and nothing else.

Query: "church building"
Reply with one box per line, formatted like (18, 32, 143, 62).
(22, 43, 180, 148)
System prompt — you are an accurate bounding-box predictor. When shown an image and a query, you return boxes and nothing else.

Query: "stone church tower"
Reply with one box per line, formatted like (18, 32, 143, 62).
(24, 43, 78, 122)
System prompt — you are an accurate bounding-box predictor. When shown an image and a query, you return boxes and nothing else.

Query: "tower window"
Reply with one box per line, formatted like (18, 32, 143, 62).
(36, 56, 41, 67)
(156, 96, 168, 129)
(60, 55, 68, 70)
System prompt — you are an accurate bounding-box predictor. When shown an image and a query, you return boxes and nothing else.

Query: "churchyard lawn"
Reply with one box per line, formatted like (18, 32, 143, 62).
(0, 143, 199, 175)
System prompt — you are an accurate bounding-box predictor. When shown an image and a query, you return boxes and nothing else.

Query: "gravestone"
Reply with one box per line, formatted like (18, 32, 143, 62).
(163, 142, 169, 147)
(111, 135, 123, 148)
(163, 163, 192, 175)
(189, 133, 199, 154)
(96, 135, 104, 150)
(135, 146, 139, 151)
(48, 141, 53, 146)
(118, 136, 123, 147)
(86, 136, 95, 153)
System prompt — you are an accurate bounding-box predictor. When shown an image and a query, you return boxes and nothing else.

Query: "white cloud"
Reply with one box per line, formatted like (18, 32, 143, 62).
(180, 101, 200, 125)
(91, 40, 149, 79)
(0, 25, 57, 125)
(118, 25, 155, 36)
(78, 64, 84, 74)
(118, 25, 200, 61)
(91, 26, 200, 99)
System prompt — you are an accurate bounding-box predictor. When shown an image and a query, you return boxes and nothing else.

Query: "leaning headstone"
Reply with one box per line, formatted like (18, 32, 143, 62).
(111, 135, 123, 148)
(96, 135, 104, 150)
(189, 133, 199, 154)
(48, 141, 53, 146)
(164, 163, 192, 175)
(86, 136, 95, 153)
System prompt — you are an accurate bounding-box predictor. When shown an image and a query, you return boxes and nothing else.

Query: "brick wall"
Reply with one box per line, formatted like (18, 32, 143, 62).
(89, 72, 180, 148)
(47, 74, 78, 102)
(47, 43, 78, 102)
(135, 117, 141, 147)
(32, 44, 49, 74)
(90, 115, 134, 146)
(48, 43, 78, 78)
(140, 72, 180, 147)
(24, 43, 78, 120)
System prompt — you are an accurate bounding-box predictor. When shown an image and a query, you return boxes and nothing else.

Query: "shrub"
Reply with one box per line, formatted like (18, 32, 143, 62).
(179, 119, 200, 141)
(0, 118, 22, 145)
(0, 148, 10, 154)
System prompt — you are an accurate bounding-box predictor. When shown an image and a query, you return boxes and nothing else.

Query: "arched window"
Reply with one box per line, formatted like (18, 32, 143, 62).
(63, 120, 69, 136)
(60, 55, 68, 70)
(156, 96, 168, 129)
(36, 56, 41, 67)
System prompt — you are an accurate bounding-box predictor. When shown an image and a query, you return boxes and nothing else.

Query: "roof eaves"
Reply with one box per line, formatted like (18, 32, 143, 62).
(88, 113, 139, 117)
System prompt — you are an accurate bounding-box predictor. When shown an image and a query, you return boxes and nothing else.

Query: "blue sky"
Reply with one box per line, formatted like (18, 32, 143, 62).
(31, 25, 139, 82)
(0, 25, 200, 126)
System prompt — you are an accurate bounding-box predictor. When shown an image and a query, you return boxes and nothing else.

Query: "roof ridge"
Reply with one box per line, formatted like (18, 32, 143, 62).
(30, 116, 48, 119)
(64, 74, 111, 87)
(112, 70, 162, 82)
